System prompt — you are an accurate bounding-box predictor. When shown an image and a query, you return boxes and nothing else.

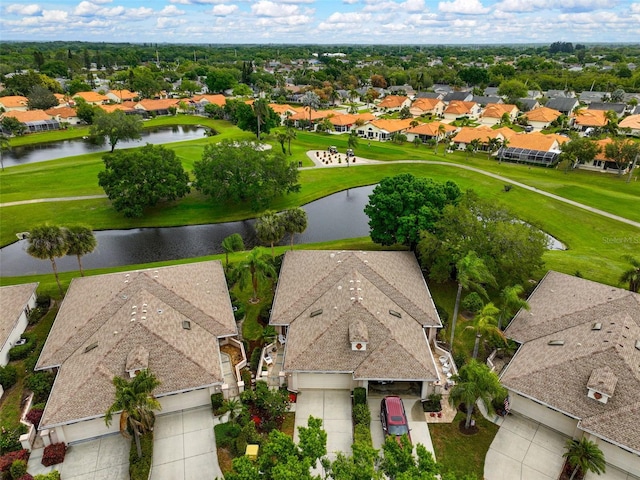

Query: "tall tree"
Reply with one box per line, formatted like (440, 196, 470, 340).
(104, 369, 161, 459)
(281, 208, 308, 250)
(276, 132, 287, 154)
(466, 302, 505, 359)
(285, 126, 296, 156)
(27, 85, 58, 110)
(253, 98, 270, 140)
(434, 123, 446, 155)
(497, 284, 530, 329)
(98, 144, 190, 218)
(604, 138, 640, 176)
(619, 255, 640, 293)
(221, 233, 245, 268)
(90, 110, 143, 152)
(449, 251, 496, 352)
(235, 247, 276, 303)
(563, 438, 606, 480)
(0, 134, 10, 171)
(26, 224, 69, 296)
(301, 91, 320, 128)
(64, 225, 97, 276)
(559, 137, 601, 172)
(255, 211, 285, 258)
(448, 360, 506, 429)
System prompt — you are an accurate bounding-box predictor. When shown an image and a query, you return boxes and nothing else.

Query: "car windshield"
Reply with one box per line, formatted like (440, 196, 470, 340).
(388, 424, 409, 436)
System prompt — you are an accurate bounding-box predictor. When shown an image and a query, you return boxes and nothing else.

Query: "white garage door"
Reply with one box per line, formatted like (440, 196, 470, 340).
(596, 439, 640, 476)
(510, 393, 578, 437)
(296, 373, 354, 390)
(62, 417, 120, 444)
(158, 388, 211, 413)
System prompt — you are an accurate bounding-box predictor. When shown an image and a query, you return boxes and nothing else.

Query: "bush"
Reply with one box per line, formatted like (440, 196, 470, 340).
(0, 365, 18, 389)
(353, 387, 367, 406)
(35, 296, 50, 310)
(25, 372, 55, 404)
(235, 422, 260, 456)
(28, 307, 45, 325)
(10, 459, 28, 479)
(250, 348, 262, 373)
(462, 292, 484, 314)
(352, 404, 371, 426)
(34, 472, 61, 480)
(211, 393, 224, 415)
(0, 450, 29, 472)
(240, 368, 252, 388)
(26, 409, 44, 428)
(353, 424, 372, 446)
(435, 303, 449, 326)
(41, 443, 66, 467)
(214, 422, 241, 450)
(8, 333, 37, 361)
(15, 474, 34, 480)
(129, 433, 153, 480)
(0, 427, 26, 455)
(454, 351, 468, 369)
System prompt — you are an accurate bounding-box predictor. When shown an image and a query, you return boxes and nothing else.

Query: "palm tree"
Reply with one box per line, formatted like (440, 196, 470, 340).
(276, 132, 287, 154)
(301, 91, 320, 129)
(255, 211, 285, 258)
(64, 225, 97, 277)
(487, 137, 500, 159)
(281, 208, 308, 250)
(26, 224, 69, 296)
(253, 98, 270, 140)
(497, 284, 530, 329)
(563, 438, 606, 480)
(235, 247, 276, 303)
(105, 369, 161, 459)
(498, 138, 510, 164)
(434, 124, 446, 155)
(619, 255, 640, 293)
(469, 138, 481, 157)
(448, 359, 506, 429)
(466, 303, 505, 359)
(449, 251, 496, 352)
(0, 134, 10, 171)
(284, 126, 296, 156)
(221, 233, 245, 268)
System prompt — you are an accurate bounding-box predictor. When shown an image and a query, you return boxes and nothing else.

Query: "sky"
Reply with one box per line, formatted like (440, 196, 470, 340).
(1, 0, 640, 45)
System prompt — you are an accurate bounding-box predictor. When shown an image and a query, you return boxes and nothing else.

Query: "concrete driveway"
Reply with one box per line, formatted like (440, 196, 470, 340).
(368, 395, 436, 459)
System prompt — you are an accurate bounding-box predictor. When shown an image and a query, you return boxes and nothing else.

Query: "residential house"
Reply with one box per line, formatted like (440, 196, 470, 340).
(517, 98, 540, 112)
(73, 91, 109, 106)
(268, 251, 444, 398)
(35, 262, 243, 445)
(0, 283, 38, 368)
(546, 97, 580, 116)
(106, 89, 137, 103)
(289, 107, 330, 129)
(472, 96, 503, 107)
(268, 103, 299, 124)
(44, 106, 81, 126)
(1, 110, 60, 133)
(545, 90, 575, 99)
(578, 91, 609, 104)
(356, 118, 414, 141)
(573, 109, 609, 132)
(192, 94, 226, 108)
(414, 92, 443, 100)
(523, 106, 562, 131)
(377, 95, 411, 112)
(501, 271, 640, 477)
(587, 102, 627, 118)
(405, 121, 457, 144)
(53, 94, 72, 107)
(409, 98, 445, 118)
(619, 114, 640, 136)
(433, 84, 454, 95)
(97, 103, 137, 114)
(134, 98, 180, 116)
(443, 91, 473, 103)
(498, 132, 568, 166)
(578, 138, 624, 173)
(327, 112, 375, 133)
(388, 85, 416, 97)
(0, 95, 28, 112)
(479, 103, 519, 126)
(450, 125, 515, 151)
(442, 101, 481, 123)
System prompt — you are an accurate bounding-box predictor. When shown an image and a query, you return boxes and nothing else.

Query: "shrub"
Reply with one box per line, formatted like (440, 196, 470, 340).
(352, 404, 371, 426)
(240, 368, 252, 387)
(0, 365, 18, 390)
(435, 303, 449, 326)
(353, 387, 367, 406)
(210, 393, 224, 415)
(503, 184, 513, 192)
(353, 424, 372, 446)
(214, 422, 241, 450)
(26, 409, 44, 428)
(234, 422, 260, 456)
(28, 307, 45, 325)
(34, 472, 61, 480)
(35, 296, 50, 310)
(8, 333, 37, 361)
(25, 372, 55, 404)
(0, 427, 26, 455)
(462, 292, 484, 314)
(454, 351, 468, 369)
(41, 443, 66, 467)
(0, 450, 29, 472)
(16, 474, 34, 480)
(129, 433, 153, 480)
(250, 348, 262, 373)
(10, 459, 28, 479)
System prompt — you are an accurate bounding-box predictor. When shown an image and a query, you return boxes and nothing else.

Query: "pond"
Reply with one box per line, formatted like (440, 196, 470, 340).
(3, 125, 208, 167)
(0, 185, 566, 277)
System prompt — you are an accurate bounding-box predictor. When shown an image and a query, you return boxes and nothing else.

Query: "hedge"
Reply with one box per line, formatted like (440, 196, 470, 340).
(353, 424, 373, 447)
(34, 472, 61, 480)
(0, 364, 18, 390)
(353, 387, 367, 405)
(129, 433, 153, 480)
(0, 450, 29, 472)
(352, 404, 371, 426)
(8, 333, 37, 361)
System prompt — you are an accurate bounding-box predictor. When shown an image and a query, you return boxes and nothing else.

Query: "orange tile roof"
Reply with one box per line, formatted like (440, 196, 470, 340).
(268, 103, 297, 115)
(525, 106, 562, 123)
(2, 110, 52, 122)
(593, 138, 612, 160)
(410, 98, 442, 112)
(355, 113, 376, 122)
(573, 109, 608, 127)
(328, 113, 356, 126)
(619, 114, 640, 130)
(481, 103, 518, 119)
(192, 94, 226, 107)
(289, 107, 329, 121)
(135, 99, 180, 111)
(444, 101, 477, 115)
(493, 127, 517, 139)
(406, 121, 456, 136)
(73, 91, 109, 103)
(98, 104, 135, 113)
(369, 118, 415, 133)
(378, 95, 408, 109)
(109, 89, 137, 101)
(0, 95, 28, 108)
(507, 132, 565, 151)
(44, 106, 77, 118)
(451, 126, 495, 143)
(53, 93, 71, 105)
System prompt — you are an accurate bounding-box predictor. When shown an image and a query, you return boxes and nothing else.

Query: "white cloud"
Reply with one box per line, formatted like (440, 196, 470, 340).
(157, 17, 187, 28)
(41, 9, 68, 22)
(5, 4, 42, 15)
(630, 2, 640, 13)
(159, 5, 185, 15)
(326, 11, 372, 23)
(343, 0, 358, 3)
(252, 1, 300, 16)
(127, 7, 154, 18)
(403, 0, 425, 12)
(74, 1, 124, 17)
(439, 0, 489, 14)
(495, 0, 614, 13)
(211, 4, 238, 15)
(170, 0, 226, 4)
(255, 14, 311, 25)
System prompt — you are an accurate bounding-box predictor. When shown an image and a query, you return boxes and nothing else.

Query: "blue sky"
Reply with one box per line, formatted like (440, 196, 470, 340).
(2, 0, 640, 44)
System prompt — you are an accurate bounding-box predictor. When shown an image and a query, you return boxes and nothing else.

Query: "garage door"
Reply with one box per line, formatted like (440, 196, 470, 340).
(158, 388, 211, 413)
(62, 417, 120, 444)
(296, 373, 354, 390)
(510, 393, 578, 437)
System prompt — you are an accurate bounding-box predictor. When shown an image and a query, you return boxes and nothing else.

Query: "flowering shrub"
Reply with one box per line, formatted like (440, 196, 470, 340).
(41, 443, 66, 467)
(26, 409, 44, 428)
(16, 475, 34, 480)
(0, 450, 29, 472)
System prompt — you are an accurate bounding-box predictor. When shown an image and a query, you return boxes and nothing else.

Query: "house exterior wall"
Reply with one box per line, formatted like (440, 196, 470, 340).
(1, 292, 36, 367)
(292, 372, 354, 390)
(591, 437, 640, 476)
(528, 120, 550, 131)
(509, 392, 580, 437)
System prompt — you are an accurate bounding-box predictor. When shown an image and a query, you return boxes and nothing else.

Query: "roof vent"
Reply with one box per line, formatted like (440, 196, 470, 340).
(635, 340, 640, 351)
(84, 342, 98, 353)
(389, 310, 402, 319)
(157, 309, 163, 314)
(310, 309, 323, 318)
(592, 323, 602, 331)
(548, 340, 565, 346)
(182, 320, 191, 330)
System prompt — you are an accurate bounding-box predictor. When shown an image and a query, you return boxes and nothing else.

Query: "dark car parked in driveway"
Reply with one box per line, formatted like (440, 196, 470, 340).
(380, 395, 411, 443)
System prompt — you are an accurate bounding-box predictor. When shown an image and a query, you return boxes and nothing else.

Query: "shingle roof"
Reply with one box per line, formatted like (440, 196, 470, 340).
(545, 97, 580, 114)
(502, 271, 640, 454)
(410, 98, 443, 112)
(0, 283, 38, 350)
(37, 261, 236, 429)
(192, 94, 226, 107)
(135, 99, 180, 111)
(271, 251, 441, 381)
(451, 125, 498, 144)
(368, 118, 415, 133)
(44, 106, 78, 119)
(507, 132, 566, 151)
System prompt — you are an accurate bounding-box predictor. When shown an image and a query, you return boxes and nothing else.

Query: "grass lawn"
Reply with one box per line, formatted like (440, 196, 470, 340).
(431, 411, 499, 478)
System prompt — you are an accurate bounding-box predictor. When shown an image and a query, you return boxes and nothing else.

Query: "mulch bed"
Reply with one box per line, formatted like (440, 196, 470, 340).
(559, 460, 584, 480)
(458, 419, 479, 435)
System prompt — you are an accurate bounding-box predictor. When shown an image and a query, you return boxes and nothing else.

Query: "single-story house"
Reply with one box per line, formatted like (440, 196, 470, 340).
(479, 103, 519, 126)
(377, 95, 411, 112)
(97, 103, 137, 114)
(268, 251, 443, 397)
(498, 132, 568, 166)
(289, 107, 330, 129)
(1, 110, 60, 133)
(545, 90, 575, 99)
(414, 92, 443, 100)
(355, 118, 414, 141)
(73, 91, 109, 105)
(619, 114, 640, 136)
(45, 106, 81, 126)
(517, 98, 540, 112)
(578, 91, 609, 104)
(409, 98, 445, 117)
(442, 101, 481, 123)
(192, 94, 227, 108)
(326, 112, 375, 133)
(35, 262, 242, 445)
(0, 95, 28, 112)
(405, 121, 457, 144)
(501, 271, 640, 477)
(450, 125, 514, 151)
(443, 91, 473, 103)
(588, 102, 627, 118)
(106, 89, 138, 103)
(53, 94, 71, 107)
(0, 283, 38, 368)
(523, 106, 562, 131)
(473, 96, 503, 107)
(134, 99, 180, 116)
(572, 109, 609, 132)
(546, 97, 580, 116)
(578, 138, 625, 173)
(268, 103, 299, 123)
